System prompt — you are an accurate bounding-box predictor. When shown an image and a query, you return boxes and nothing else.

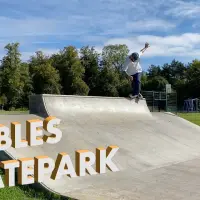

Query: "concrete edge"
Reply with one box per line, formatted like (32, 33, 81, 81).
(164, 112, 200, 129)
(164, 112, 176, 116)
(29, 95, 49, 118)
(176, 114, 200, 129)
(31, 94, 146, 100)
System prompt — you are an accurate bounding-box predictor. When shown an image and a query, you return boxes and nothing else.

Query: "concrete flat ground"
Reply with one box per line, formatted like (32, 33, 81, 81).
(1, 95, 200, 200)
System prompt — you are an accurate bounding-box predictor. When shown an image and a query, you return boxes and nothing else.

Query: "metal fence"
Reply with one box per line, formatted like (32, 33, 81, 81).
(141, 91, 177, 113)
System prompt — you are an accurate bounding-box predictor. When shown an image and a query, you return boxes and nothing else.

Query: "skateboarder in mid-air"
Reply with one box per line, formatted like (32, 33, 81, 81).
(122, 42, 150, 99)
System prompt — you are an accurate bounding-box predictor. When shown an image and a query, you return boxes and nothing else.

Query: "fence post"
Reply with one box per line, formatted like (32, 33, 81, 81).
(166, 92, 168, 112)
(152, 91, 154, 112)
(175, 92, 178, 114)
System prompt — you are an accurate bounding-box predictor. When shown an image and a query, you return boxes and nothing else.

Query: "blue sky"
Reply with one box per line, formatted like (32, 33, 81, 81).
(0, 0, 200, 71)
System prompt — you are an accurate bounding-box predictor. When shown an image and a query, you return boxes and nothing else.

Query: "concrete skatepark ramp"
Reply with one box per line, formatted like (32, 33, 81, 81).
(2, 94, 200, 200)
(29, 94, 152, 118)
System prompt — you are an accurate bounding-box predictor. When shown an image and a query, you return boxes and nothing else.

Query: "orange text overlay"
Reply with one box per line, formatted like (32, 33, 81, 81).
(0, 146, 119, 188)
(0, 116, 62, 150)
(0, 116, 119, 187)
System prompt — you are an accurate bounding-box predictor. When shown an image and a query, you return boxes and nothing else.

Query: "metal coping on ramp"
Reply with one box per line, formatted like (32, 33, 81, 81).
(29, 94, 152, 118)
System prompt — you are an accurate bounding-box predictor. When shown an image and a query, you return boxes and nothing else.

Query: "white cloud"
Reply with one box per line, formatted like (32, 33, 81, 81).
(15, 33, 200, 61)
(1, 32, 200, 62)
(126, 20, 176, 31)
(165, 0, 200, 18)
(137, 33, 200, 47)
(97, 33, 200, 58)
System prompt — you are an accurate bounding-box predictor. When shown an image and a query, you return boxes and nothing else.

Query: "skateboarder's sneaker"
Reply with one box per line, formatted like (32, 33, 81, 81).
(129, 94, 138, 99)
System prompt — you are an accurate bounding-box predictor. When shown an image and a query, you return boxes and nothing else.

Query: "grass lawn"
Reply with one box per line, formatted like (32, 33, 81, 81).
(0, 169, 71, 200)
(0, 110, 29, 115)
(177, 112, 200, 126)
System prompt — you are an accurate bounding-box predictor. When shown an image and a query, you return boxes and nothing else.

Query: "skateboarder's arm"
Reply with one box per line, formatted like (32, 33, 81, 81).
(140, 47, 148, 55)
(139, 43, 150, 55)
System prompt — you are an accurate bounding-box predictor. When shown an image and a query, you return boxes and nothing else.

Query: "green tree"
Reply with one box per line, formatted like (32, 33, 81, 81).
(79, 46, 100, 95)
(29, 51, 61, 94)
(185, 59, 200, 98)
(0, 94, 7, 110)
(147, 65, 162, 78)
(0, 43, 31, 108)
(101, 44, 129, 70)
(99, 44, 130, 96)
(18, 62, 33, 107)
(161, 60, 187, 86)
(95, 66, 120, 96)
(174, 78, 188, 108)
(145, 76, 168, 91)
(116, 78, 131, 97)
(141, 72, 148, 89)
(51, 46, 89, 95)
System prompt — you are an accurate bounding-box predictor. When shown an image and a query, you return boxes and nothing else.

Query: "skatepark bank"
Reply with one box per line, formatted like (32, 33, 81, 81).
(1, 94, 200, 200)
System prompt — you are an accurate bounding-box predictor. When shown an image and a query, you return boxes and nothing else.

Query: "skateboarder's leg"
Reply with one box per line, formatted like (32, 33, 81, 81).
(131, 73, 143, 99)
(129, 73, 139, 98)
(131, 75, 135, 95)
(137, 72, 143, 98)
(133, 73, 140, 96)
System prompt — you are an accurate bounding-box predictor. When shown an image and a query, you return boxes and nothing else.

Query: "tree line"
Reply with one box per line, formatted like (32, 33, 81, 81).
(0, 42, 199, 110)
